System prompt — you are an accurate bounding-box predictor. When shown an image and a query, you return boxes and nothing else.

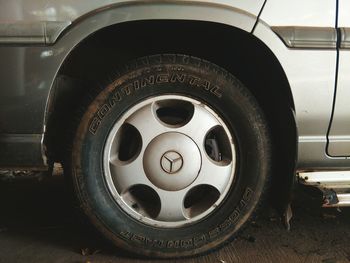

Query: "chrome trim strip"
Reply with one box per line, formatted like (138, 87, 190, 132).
(299, 171, 350, 207)
(340, 28, 350, 49)
(0, 21, 71, 44)
(299, 171, 350, 188)
(272, 26, 337, 49)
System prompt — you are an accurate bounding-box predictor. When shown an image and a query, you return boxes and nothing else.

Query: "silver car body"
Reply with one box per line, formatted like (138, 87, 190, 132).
(0, 0, 349, 172)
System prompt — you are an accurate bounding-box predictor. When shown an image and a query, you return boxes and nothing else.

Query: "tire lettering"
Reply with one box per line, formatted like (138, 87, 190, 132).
(208, 228, 220, 239)
(206, 187, 254, 240)
(156, 74, 169, 83)
(108, 90, 122, 107)
(133, 80, 141, 90)
(141, 75, 155, 87)
(118, 187, 254, 249)
(193, 234, 207, 247)
(181, 239, 193, 249)
(210, 86, 222, 98)
(145, 238, 166, 248)
(219, 218, 232, 231)
(188, 75, 200, 85)
(122, 84, 132, 95)
(120, 230, 132, 239)
(97, 104, 110, 120)
(167, 240, 180, 248)
(131, 234, 146, 244)
(170, 74, 185, 83)
(89, 73, 222, 134)
(88, 117, 101, 135)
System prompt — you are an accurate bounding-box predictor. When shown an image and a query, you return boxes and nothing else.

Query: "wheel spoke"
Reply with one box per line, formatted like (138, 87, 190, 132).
(194, 155, 233, 194)
(178, 104, 221, 149)
(109, 157, 151, 193)
(156, 189, 187, 221)
(125, 103, 169, 146)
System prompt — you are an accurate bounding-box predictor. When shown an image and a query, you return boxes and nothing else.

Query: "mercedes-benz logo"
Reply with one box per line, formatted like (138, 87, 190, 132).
(160, 151, 183, 174)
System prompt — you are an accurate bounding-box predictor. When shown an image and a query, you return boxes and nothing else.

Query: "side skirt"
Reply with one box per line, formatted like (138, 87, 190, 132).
(0, 134, 48, 170)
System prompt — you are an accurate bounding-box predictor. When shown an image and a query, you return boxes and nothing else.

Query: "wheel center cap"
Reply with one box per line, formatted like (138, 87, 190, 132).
(161, 151, 183, 174)
(143, 132, 201, 191)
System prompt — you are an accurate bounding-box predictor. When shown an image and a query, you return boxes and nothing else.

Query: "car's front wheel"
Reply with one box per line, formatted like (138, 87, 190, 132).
(69, 54, 271, 257)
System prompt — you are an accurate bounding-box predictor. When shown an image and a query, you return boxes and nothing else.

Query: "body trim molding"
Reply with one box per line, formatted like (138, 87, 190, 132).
(340, 28, 350, 49)
(0, 21, 71, 45)
(272, 26, 337, 49)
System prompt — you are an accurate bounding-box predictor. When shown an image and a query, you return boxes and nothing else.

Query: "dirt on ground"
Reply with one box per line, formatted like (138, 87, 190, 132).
(0, 172, 349, 263)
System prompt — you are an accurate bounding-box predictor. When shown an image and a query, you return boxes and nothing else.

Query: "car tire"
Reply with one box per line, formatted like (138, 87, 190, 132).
(69, 54, 271, 258)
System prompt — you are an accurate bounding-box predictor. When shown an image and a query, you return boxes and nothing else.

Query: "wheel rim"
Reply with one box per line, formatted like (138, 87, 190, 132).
(103, 95, 236, 228)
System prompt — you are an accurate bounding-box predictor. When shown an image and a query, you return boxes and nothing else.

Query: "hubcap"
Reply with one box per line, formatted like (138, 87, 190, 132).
(144, 132, 201, 191)
(103, 95, 236, 227)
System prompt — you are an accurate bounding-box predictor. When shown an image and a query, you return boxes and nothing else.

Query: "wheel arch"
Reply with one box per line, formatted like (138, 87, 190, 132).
(46, 18, 297, 213)
(44, 0, 261, 124)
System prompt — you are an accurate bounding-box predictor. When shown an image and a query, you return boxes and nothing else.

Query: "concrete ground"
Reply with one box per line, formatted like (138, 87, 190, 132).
(0, 172, 350, 263)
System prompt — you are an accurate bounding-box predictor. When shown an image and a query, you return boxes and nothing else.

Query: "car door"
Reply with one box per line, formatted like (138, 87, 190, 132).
(327, 0, 350, 156)
(257, 0, 339, 168)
